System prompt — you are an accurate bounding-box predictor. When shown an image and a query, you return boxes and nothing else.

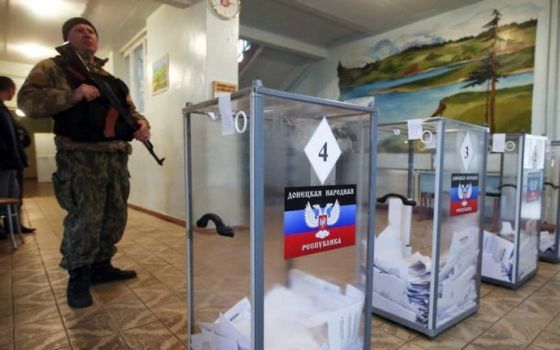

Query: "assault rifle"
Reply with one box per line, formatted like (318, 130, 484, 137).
(55, 42, 165, 166)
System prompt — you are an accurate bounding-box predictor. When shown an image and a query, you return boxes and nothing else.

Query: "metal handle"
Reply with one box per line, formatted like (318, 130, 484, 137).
(377, 193, 417, 206)
(498, 183, 516, 190)
(544, 182, 559, 190)
(196, 213, 235, 238)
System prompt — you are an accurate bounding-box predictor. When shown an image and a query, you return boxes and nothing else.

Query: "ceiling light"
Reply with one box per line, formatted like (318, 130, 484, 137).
(13, 0, 85, 19)
(15, 109, 26, 117)
(8, 42, 57, 59)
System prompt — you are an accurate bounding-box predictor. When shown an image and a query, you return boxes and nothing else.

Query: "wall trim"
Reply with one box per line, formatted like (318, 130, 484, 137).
(128, 203, 185, 227)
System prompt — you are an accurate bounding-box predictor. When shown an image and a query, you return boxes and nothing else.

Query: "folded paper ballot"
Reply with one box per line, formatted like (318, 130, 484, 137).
(482, 229, 514, 282)
(373, 198, 479, 327)
(191, 269, 364, 350)
(540, 230, 556, 253)
(518, 232, 538, 280)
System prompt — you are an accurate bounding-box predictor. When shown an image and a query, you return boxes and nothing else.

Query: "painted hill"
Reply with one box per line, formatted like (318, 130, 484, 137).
(338, 19, 537, 94)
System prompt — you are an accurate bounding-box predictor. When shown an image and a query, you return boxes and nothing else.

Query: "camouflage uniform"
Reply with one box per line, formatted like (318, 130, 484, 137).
(17, 55, 149, 270)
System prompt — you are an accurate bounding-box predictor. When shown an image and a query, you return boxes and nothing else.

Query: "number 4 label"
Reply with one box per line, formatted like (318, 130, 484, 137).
(304, 118, 342, 184)
(318, 142, 328, 161)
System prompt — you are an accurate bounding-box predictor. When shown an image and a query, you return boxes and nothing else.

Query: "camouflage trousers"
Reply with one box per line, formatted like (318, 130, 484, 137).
(52, 149, 130, 270)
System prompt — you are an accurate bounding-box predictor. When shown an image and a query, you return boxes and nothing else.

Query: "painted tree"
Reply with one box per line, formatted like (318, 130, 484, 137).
(463, 9, 503, 133)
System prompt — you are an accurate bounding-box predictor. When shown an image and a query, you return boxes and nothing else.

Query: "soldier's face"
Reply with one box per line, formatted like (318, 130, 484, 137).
(67, 23, 98, 53)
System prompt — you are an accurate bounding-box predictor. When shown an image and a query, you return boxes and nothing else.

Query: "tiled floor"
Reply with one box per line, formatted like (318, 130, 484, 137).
(1, 181, 560, 349)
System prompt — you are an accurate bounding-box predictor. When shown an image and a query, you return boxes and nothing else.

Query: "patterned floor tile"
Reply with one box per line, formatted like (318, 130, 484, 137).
(442, 319, 486, 343)
(410, 332, 467, 350)
(464, 298, 507, 329)
(150, 299, 187, 334)
(371, 328, 407, 349)
(467, 327, 528, 350)
(105, 301, 160, 331)
(14, 318, 69, 350)
(518, 295, 560, 318)
(92, 283, 138, 305)
(122, 320, 186, 349)
(397, 344, 427, 350)
(61, 305, 117, 337)
(68, 332, 128, 350)
(0, 315, 13, 346)
(546, 313, 560, 335)
(14, 303, 59, 326)
(488, 307, 552, 343)
(376, 318, 419, 342)
(532, 330, 560, 350)
(132, 285, 181, 308)
(13, 286, 56, 314)
(0, 297, 12, 317)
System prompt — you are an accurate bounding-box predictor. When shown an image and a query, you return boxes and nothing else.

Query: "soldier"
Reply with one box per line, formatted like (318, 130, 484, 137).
(18, 17, 150, 308)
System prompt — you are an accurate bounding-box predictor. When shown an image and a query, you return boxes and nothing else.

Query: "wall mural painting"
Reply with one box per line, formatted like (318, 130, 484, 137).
(338, 1, 542, 133)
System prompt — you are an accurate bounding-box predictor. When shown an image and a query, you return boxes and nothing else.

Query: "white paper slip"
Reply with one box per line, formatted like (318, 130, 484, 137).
(407, 119, 423, 140)
(218, 94, 235, 135)
(492, 134, 506, 152)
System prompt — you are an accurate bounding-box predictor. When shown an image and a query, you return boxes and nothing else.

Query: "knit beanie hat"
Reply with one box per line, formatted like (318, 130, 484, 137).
(62, 17, 97, 41)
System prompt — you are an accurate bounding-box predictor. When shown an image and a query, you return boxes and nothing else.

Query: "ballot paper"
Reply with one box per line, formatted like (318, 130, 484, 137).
(518, 232, 538, 280)
(373, 199, 480, 328)
(191, 270, 364, 350)
(436, 227, 479, 326)
(482, 230, 514, 282)
(539, 230, 556, 254)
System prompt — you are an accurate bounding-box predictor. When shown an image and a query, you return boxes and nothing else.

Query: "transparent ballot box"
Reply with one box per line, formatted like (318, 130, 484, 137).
(483, 134, 546, 288)
(540, 140, 560, 263)
(183, 81, 377, 350)
(373, 118, 488, 337)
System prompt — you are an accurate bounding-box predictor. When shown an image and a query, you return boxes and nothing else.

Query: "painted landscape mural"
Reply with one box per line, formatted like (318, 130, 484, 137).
(338, 1, 542, 133)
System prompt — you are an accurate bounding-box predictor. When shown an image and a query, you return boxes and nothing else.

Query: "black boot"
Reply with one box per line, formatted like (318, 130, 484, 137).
(67, 265, 93, 308)
(91, 260, 137, 285)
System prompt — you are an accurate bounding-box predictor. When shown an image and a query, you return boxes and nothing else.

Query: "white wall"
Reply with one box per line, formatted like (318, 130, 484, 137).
(0, 60, 34, 109)
(126, 1, 239, 220)
(292, 0, 559, 138)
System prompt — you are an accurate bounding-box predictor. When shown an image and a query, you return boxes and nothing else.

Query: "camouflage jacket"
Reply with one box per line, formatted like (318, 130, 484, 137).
(17, 54, 149, 153)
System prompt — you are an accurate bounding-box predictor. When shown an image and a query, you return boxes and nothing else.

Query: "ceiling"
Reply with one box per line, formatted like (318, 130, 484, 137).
(0, 0, 484, 89)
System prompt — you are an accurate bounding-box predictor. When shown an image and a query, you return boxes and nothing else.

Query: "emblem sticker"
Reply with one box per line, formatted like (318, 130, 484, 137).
(450, 173, 479, 216)
(525, 171, 542, 202)
(284, 185, 356, 259)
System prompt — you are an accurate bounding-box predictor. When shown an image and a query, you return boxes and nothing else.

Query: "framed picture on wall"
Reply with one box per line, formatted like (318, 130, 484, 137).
(152, 54, 169, 95)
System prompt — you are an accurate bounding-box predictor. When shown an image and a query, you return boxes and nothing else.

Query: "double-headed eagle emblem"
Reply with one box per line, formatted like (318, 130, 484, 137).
(304, 200, 341, 239)
(458, 182, 472, 207)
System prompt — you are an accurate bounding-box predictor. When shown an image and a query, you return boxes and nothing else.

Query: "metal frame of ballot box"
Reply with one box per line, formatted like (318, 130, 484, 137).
(483, 134, 546, 288)
(183, 80, 378, 350)
(372, 118, 488, 338)
(539, 140, 560, 263)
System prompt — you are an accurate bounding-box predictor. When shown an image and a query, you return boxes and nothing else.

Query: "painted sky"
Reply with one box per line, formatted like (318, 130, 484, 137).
(340, 0, 544, 68)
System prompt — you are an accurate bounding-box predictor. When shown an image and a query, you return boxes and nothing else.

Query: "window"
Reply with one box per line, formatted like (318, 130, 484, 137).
(121, 34, 146, 113)
(237, 39, 251, 63)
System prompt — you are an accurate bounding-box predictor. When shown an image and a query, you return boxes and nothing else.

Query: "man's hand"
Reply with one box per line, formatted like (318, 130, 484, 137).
(134, 119, 150, 141)
(73, 84, 100, 102)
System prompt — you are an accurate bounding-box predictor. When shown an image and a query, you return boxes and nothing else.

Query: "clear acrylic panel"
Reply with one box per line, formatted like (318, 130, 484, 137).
(540, 141, 560, 262)
(373, 118, 486, 336)
(185, 87, 375, 350)
(482, 134, 545, 287)
(435, 120, 486, 328)
(517, 135, 545, 281)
